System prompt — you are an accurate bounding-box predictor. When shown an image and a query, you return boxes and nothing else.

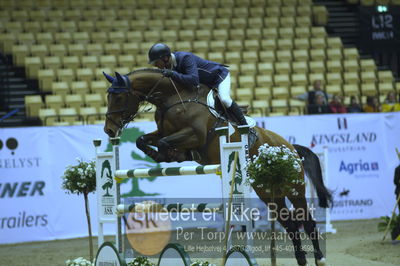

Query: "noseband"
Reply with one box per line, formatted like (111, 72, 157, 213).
(105, 75, 165, 132)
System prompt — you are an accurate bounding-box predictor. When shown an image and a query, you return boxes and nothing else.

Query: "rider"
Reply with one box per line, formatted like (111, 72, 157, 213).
(147, 43, 247, 125)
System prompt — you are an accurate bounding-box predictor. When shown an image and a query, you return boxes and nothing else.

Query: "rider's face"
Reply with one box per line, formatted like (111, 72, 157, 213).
(153, 56, 171, 69)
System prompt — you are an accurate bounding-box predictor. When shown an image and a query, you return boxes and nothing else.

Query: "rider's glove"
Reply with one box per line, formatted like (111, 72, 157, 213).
(162, 69, 174, 78)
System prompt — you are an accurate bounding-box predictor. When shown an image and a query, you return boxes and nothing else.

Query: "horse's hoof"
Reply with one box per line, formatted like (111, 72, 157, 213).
(315, 257, 326, 266)
(296, 250, 307, 266)
(297, 258, 307, 266)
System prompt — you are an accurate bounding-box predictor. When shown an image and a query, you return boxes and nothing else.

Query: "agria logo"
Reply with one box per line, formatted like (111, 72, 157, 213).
(0, 138, 18, 155)
(339, 160, 379, 175)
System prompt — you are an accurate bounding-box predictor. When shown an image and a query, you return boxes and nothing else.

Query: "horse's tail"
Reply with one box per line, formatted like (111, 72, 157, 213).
(293, 144, 333, 208)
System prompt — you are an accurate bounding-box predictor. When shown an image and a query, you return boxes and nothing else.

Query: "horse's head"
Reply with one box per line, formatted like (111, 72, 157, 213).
(103, 71, 141, 137)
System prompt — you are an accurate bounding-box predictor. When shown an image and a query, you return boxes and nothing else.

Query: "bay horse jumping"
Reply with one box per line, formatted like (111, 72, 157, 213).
(103, 69, 331, 266)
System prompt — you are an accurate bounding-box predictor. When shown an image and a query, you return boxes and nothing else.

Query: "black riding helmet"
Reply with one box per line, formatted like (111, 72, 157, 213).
(148, 43, 171, 64)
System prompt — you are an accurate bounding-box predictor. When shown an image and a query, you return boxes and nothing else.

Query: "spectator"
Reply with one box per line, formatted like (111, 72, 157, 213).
(363, 95, 381, 113)
(307, 93, 331, 114)
(296, 80, 331, 105)
(347, 95, 363, 113)
(382, 91, 400, 112)
(329, 94, 347, 113)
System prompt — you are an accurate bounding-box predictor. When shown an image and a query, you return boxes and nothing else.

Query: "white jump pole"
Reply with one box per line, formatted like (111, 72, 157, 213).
(115, 164, 221, 179)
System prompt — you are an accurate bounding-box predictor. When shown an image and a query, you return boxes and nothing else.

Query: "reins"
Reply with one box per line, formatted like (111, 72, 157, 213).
(161, 83, 227, 124)
(167, 77, 187, 111)
(106, 69, 230, 135)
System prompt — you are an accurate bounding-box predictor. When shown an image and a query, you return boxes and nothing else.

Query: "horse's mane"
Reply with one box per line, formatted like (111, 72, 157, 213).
(127, 68, 163, 76)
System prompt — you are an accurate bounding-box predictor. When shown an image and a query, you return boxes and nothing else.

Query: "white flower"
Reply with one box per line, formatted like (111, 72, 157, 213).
(247, 144, 306, 194)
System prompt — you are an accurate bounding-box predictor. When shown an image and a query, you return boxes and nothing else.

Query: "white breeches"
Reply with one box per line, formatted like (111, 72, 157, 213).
(218, 72, 233, 107)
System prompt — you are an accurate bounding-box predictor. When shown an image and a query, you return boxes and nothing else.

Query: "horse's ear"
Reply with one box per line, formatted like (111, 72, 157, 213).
(115, 72, 124, 84)
(103, 72, 114, 83)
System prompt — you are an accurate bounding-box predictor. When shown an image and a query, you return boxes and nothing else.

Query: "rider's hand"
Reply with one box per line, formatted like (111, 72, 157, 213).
(162, 69, 174, 78)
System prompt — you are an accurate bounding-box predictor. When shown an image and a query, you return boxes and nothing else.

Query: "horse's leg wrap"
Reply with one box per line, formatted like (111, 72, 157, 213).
(184, 150, 193, 161)
(302, 213, 325, 265)
(158, 139, 193, 162)
(158, 139, 170, 153)
(158, 139, 173, 162)
(287, 196, 326, 266)
(136, 135, 147, 150)
(261, 197, 307, 266)
(272, 199, 307, 266)
(279, 218, 307, 265)
(136, 135, 166, 163)
(157, 127, 200, 163)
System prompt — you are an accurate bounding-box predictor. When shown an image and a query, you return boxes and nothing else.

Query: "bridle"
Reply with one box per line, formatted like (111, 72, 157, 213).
(105, 87, 135, 134)
(105, 69, 223, 136)
(105, 74, 165, 134)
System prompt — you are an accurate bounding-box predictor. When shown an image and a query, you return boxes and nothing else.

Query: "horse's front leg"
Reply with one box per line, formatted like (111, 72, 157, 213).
(158, 127, 200, 163)
(136, 130, 166, 163)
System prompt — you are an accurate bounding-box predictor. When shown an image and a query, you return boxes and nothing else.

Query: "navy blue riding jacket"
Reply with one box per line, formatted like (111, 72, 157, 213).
(170, 52, 229, 89)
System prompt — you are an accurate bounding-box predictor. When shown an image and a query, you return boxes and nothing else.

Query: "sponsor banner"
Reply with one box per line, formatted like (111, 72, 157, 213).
(0, 126, 106, 244)
(255, 113, 399, 220)
(0, 128, 51, 243)
(0, 113, 399, 244)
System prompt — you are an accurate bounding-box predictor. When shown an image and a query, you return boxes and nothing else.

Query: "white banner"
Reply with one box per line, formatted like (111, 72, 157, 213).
(0, 113, 399, 244)
(255, 113, 400, 220)
(0, 126, 106, 244)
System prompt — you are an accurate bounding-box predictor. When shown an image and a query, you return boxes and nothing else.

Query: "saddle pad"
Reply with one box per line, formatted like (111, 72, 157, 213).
(206, 90, 256, 128)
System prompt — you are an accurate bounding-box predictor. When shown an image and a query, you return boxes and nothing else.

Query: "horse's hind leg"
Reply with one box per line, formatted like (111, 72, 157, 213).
(288, 195, 326, 266)
(267, 197, 308, 266)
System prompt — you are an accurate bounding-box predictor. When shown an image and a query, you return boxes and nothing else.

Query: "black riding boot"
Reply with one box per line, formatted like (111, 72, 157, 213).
(228, 101, 247, 125)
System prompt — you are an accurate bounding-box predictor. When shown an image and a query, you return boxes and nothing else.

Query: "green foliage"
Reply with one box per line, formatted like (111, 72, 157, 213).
(61, 158, 96, 195)
(65, 257, 93, 265)
(378, 214, 400, 232)
(246, 144, 304, 195)
(191, 261, 216, 266)
(127, 256, 154, 266)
